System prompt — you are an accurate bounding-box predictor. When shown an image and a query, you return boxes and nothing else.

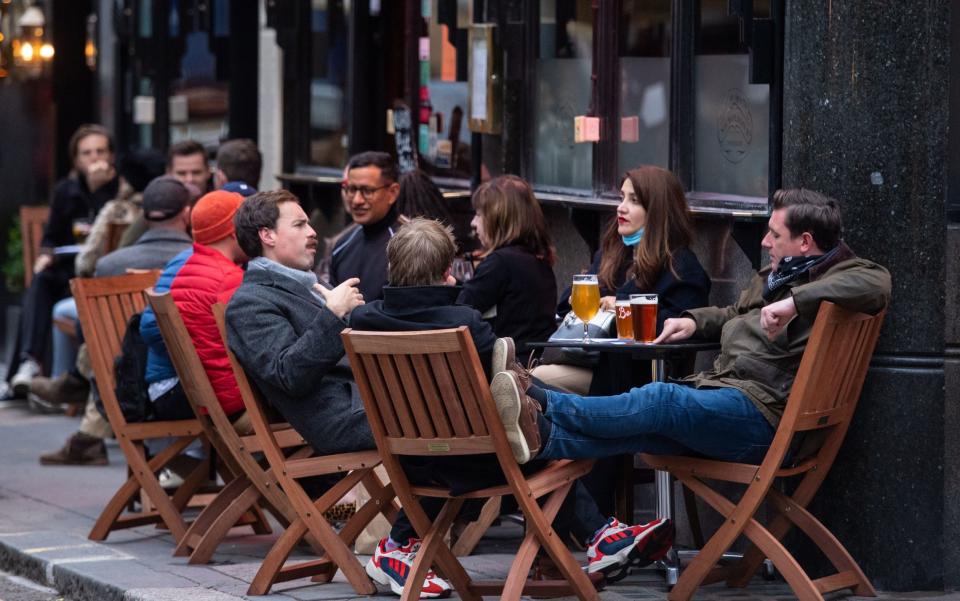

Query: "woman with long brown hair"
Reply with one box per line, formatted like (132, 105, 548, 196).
(458, 175, 558, 357)
(541, 165, 711, 395)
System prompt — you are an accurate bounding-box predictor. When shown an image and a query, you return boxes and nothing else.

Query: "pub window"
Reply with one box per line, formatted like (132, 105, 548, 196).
(419, 0, 472, 179)
(533, 0, 594, 191)
(307, 0, 350, 168)
(618, 0, 672, 174)
(692, 0, 771, 200)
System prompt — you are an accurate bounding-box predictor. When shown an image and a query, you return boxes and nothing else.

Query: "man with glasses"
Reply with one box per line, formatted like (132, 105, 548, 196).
(330, 151, 403, 301)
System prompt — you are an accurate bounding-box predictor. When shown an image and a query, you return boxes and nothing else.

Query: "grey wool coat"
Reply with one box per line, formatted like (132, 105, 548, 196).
(224, 267, 374, 454)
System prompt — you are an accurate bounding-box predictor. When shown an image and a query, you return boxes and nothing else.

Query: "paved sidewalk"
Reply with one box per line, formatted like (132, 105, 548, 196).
(0, 400, 952, 601)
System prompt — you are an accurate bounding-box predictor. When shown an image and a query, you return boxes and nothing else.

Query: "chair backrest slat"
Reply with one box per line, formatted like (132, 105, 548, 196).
(344, 327, 501, 457)
(410, 354, 454, 438)
(360, 354, 403, 437)
(71, 272, 161, 429)
(427, 353, 471, 437)
(20, 205, 49, 289)
(444, 351, 488, 436)
(394, 354, 437, 438)
(787, 303, 884, 432)
(376, 355, 421, 437)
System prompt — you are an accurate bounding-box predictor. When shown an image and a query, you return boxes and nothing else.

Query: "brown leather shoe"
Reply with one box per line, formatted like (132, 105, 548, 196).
(492, 337, 532, 393)
(490, 371, 542, 464)
(39, 432, 108, 466)
(30, 372, 89, 405)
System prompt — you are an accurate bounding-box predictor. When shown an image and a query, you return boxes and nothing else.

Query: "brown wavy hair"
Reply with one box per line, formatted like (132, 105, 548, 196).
(472, 175, 556, 266)
(597, 165, 693, 291)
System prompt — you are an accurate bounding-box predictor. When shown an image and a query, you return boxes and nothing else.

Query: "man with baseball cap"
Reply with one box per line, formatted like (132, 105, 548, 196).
(39, 176, 194, 465)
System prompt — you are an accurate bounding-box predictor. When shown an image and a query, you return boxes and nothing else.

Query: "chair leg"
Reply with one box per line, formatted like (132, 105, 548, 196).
(395, 489, 480, 601)
(248, 516, 334, 596)
(675, 475, 823, 601)
(682, 483, 705, 549)
(666, 474, 766, 601)
(401, 498, 466, 601)
(511, 481, 599, 601)
(764, 489, 876, 596)
(451, 496, 501, 556)
(185, 481, 263, 564)
(174, 474, 252, 557)
(89, 437, 192, 541)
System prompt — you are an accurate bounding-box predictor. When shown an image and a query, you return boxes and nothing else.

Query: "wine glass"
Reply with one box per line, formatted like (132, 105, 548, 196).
(571, 274, 600, 343)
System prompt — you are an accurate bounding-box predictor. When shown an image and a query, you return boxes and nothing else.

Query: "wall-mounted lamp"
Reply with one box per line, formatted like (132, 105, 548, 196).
(0, 1, 53, 80)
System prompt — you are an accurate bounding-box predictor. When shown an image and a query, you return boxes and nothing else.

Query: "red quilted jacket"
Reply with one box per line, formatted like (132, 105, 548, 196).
(170, 243, 244, 415)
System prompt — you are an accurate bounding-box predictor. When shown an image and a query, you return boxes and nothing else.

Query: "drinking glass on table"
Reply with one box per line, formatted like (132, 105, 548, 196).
(571, 274, 600, 343)
(630, 293, 658, 343)
(615, 299, 633, 339)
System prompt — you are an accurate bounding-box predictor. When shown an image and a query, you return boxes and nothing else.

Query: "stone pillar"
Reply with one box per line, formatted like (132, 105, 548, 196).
(780, 1, 950, 590)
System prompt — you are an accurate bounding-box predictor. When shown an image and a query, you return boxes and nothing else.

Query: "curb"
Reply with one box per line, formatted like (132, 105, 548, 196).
(0, 530, 245, 601)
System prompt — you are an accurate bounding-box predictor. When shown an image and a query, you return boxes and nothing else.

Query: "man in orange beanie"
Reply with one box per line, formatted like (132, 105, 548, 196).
(137, 189, 250, 486)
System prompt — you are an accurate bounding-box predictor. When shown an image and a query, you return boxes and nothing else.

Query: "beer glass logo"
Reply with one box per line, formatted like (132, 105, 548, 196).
(617, 305, 630, 320)
(717, 89, 752, 164)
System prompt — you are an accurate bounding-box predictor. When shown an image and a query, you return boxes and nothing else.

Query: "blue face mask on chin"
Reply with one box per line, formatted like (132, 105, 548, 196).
(621, 228, 644, 247)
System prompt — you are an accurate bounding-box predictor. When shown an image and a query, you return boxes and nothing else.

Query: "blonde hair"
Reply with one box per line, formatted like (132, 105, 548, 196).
(472, 175, 556, 265)
(387, 218, 457, 286)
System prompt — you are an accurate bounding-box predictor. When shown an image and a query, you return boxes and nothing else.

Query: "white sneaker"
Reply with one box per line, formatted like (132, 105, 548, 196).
(365, 537, 452, 598)
(11, 358, 41, 398)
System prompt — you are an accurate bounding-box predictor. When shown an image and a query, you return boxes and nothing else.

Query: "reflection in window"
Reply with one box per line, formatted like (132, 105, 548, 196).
(618, 0, 671, 175)
(693, 0, 770, 198)
(420, 0, 471, 178)
(534, 0, 593, 190)
(169, 31, 227, 148)
(308, 0, 349, 168)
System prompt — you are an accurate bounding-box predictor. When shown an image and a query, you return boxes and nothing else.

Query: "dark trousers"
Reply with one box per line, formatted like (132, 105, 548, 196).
(389, 455, 605, 546)
(19, 260, 74, 363)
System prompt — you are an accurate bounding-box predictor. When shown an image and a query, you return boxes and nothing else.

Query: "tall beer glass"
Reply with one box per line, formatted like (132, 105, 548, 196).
(571, 274, 600, 343)
(615, 300, 633, 339)
(630, 294, 658, 343)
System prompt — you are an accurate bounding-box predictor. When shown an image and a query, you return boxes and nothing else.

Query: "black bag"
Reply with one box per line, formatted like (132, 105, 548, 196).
(107, 312, 154, 423)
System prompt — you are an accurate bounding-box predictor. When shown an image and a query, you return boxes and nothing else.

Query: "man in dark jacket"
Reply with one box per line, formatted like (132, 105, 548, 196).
(228, 191, 463, 599)
(329, 151, 403, 301)
(491, 189, 892, 470)
(9, 124, 124, 396)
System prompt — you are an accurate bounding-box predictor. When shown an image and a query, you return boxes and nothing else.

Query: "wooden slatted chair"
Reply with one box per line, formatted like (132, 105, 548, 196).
(642, 301, 886, 601)
(19, 205, 49, 289)
(146, 290, 311, 563)
(342, 326, 601, 601)
(213, 304, 399, 596)
(72, 272, 212, 544)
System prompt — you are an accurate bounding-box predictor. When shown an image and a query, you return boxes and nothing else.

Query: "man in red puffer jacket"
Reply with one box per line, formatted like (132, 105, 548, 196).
(135, 189, 249, 486)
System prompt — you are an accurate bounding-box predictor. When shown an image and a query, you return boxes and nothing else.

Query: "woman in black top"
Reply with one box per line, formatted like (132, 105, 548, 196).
(457, 176, 557, 358)
(545, 165, 711, 394)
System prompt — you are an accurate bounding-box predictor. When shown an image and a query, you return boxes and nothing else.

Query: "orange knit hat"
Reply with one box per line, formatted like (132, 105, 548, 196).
(191, 190, 244, 244)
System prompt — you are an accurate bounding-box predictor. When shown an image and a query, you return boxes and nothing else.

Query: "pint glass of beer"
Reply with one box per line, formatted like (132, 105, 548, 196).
(630, 294, 658, 343)
(571, 274, 600, 343)
(615, 300, 633, 339)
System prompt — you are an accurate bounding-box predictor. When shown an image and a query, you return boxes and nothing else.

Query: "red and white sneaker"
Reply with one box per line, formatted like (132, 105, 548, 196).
(586, 517, 674, 583)
(365, 537, 452, 598)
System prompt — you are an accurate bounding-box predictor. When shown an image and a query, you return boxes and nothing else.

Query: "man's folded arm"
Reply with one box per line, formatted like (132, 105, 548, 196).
(790, 260, 891, 318)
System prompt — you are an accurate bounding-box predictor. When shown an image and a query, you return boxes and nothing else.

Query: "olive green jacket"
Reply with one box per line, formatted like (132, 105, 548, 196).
(683, 242, 891, 427)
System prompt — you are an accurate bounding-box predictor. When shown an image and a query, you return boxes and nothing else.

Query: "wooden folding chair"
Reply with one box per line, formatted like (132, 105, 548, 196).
(72, 272, 212, 544)
(19, 205, 49, 289)
(146, 290, 309, 563)
(642, 301, 886, 601)
(342, 326, 601, 601)
(213, 304, 399, 596)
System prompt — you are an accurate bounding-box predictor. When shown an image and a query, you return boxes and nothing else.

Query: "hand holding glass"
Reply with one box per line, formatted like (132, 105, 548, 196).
(571, 274, 600, 343)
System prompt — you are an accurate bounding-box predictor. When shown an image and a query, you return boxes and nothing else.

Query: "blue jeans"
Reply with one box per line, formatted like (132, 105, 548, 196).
(539, 383, 775, 464)
(51, 297, 79, 377)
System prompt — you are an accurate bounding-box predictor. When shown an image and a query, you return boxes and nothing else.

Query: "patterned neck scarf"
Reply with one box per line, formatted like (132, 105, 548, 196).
(763, 245, 840, 300)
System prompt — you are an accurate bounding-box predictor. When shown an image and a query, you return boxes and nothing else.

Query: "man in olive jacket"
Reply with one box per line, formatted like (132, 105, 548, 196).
(491, 188, 891, 466)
